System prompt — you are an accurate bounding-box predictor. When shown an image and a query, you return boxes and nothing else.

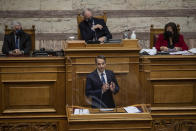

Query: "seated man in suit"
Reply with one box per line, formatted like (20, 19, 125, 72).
(2, 21, 32, 55)
(79, 9, 112, 43)
(86, 55, 119, 108)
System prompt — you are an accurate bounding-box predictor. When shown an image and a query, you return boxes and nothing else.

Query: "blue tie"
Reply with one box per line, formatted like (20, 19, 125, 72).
(15, 37, 19, 49)
(101, 73, 106, 84)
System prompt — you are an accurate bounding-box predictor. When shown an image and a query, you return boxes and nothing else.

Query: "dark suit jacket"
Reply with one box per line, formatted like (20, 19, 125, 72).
(2, 31, 32, 55)
(79, 17, 112, 42)
(86, 69, 119, 108)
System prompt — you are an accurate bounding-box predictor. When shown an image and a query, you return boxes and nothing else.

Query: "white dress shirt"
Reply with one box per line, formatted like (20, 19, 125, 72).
(97, 69, 108, 84)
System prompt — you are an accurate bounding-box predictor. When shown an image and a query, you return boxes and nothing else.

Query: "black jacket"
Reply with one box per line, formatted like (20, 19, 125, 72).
(86, 69, 119, 108)
(2, 31, 32, 55)
(79, 17, 112, 42)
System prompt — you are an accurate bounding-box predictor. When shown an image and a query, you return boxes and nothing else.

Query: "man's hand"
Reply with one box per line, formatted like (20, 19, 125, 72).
(174, 47, 182, 51)
(92, 24, 103, 30)
(102, 83, 109, 93)
(98, 36, 106, 43)
(12, 49, 23, 56)
(96, 24, 103, 30)
(160, 46, 169, 52)
(109, 82, 116, 93)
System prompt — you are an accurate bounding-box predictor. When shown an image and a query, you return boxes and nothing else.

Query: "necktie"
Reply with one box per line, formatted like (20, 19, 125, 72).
(92, 20, 98, 41)
(15, 37, 19, 49)
(101, 73, 106, 84)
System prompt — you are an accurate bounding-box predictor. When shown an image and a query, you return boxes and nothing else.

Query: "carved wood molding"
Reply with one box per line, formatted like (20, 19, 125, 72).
(0, 122, 58, 131)
(153, 119, 196, 131)
(153, 119, 181, 131)
(181, 120, 196, 131)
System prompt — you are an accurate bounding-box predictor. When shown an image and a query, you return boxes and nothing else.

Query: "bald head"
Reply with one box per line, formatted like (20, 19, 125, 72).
(82, 8, 93, 19)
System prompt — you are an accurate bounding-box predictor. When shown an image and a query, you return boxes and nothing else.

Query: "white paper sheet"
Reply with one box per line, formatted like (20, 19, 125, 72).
(81, 109, 90, 114)
(124, 106, 141, 113)
(74, 109, 80, 115)
(169, 51, 190, 55)
(74, 109, 90, 115)
(140, 48, 157, 55)
(189, 48, 196, 54)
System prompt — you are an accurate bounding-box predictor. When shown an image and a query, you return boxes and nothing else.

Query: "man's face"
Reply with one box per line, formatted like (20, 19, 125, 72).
(96, 58, 106, 73)
(14, 25, 22, 31)
(84, 10, 92, 19)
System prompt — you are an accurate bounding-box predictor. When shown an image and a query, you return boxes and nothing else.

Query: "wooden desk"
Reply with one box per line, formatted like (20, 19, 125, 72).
(67, 104, 152, 131)
(140, 55, 196, 131)
(64, 40, 143, 107)
(0, 57, 67, 131)
(0, 50, 196, 131)
(140, 55, 196, 107)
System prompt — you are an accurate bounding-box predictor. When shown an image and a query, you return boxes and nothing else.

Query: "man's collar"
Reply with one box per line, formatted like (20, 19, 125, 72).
(97, 69, 105, 76)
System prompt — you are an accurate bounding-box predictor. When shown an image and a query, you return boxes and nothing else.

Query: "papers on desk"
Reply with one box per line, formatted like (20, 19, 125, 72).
(169, 50, 190, 55)
(124, 106, 141, 113)
(169, 50, 195, 55)
(140, 48, 157, 55)
(74, 109, 90, 115)
(167, 48, 196, 55)
(189, 48, 196, 54)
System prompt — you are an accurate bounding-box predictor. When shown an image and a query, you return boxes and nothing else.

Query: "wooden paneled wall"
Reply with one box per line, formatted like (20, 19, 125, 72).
(140, 55, 196, 107)
(0, 0, 196, 51)
(0, 57, 66, 114)
(0, 54, 196, 130)
(0, 57, 67, 130)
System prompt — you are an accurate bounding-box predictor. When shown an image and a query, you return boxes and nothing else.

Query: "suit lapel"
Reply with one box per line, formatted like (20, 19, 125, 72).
(11, 33, 16, 49)
(19, 34, 25, 49)
(93, 70, 112, 85)
(105, 70, 111, 84)
(93, 70, 102, 86)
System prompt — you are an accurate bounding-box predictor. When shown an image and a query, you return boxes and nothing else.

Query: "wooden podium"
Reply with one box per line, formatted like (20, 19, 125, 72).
(66, 104, 152, 131)
(64, 39, 143, 107)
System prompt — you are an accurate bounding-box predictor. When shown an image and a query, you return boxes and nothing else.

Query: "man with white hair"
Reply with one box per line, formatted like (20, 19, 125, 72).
(79, 9, 112, 43)
(2, 21, 31, 55)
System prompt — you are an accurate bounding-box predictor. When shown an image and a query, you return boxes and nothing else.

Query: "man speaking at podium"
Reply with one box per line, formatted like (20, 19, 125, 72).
(85, 55, 119, 108)
(79, 9, 112, 43)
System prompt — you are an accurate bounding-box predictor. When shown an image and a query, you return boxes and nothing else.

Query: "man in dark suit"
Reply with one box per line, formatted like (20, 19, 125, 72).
(79, 9, 112, 43)
(2, 21, 31, 55)
(86, 55, 119, 108)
